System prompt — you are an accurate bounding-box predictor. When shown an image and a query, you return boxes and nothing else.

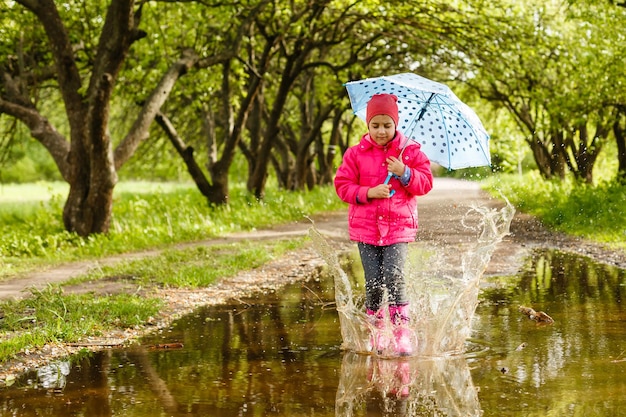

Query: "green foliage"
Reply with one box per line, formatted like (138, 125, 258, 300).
(484, 172, 626, 249)
(0, 182, 345, 277)
(462, 0, 626, 182)
(0, 285, 161, 362)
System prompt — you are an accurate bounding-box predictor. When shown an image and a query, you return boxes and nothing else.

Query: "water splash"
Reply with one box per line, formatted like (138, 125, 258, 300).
(312, 200, 513, 417)
(309, 199, 515, 357)
(417, 201, 515, 356)
(309, 224, 371, 353)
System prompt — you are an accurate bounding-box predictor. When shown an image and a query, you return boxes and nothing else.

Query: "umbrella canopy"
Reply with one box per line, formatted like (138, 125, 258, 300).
(345, 72, 491, 170)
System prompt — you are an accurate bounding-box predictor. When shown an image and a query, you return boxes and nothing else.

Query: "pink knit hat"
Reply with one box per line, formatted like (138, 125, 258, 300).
(366, 94, 399, 126)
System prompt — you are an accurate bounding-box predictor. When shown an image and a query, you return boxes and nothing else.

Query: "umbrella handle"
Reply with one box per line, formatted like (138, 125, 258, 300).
(383, 172, 396, 197)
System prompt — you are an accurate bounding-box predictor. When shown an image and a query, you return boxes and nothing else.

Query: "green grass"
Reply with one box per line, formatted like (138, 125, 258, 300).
(0, 181, 345, 278)
(483, 172, 626, 250)
(67, 238, 304, 289)
(0, 286, 161, 363)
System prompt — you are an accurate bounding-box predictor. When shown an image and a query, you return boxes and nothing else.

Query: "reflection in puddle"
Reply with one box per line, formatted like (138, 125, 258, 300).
(471, 249, 626, 416)
(336, 353, 480, 417)
(35, 361, 70, 389)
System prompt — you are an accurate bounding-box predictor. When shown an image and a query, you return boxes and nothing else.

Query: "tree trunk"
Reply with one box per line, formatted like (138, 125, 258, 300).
(527, 135, 555, 179)
(317, 110, 343, 185)
(270, 138, 295, 190)
(294, 105, 333, 190)
(574, 128, 598, 185)
(155, 112, 224, 202)
(248, 48, 306, 199)
(62, 150, 117, 236)
(614, 112, 626, 183)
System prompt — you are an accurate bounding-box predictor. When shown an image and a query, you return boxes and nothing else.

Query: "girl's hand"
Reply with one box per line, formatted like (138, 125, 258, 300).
(367, 184, 392, 199)
(386, 156, 405, 176)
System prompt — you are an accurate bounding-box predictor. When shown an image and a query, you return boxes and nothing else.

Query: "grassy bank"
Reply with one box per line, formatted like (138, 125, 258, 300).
(0, 181, 345, 277)
(0, 238, 303, 365)
(484, 172, 626, 250)
(0, 182, 344, 366)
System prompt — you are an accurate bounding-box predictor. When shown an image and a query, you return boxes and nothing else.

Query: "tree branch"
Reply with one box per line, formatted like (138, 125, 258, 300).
(15, 0, 84, 121)
(114, 49, 198, 169)
(0, 98, 70, 179)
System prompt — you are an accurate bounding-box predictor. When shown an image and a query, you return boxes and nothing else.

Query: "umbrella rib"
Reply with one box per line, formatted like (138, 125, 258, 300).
(398, 93, 436, 157)
(429, 95, 490, 168)
(428, 95, 453, 169)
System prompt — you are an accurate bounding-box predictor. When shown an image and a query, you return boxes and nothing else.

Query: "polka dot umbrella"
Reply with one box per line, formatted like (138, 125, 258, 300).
(345, 72, 491, 170)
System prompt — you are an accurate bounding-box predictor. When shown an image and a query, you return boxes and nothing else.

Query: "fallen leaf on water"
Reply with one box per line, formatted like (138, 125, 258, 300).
(147, 343, 184, 350)
(519, 306, 554, 324)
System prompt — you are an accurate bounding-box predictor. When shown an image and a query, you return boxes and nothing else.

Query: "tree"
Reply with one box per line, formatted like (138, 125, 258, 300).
(0, 0, 195, 236)
(613, 107, 626, 183)
(0, 0, 238, 233)
(572, 0, 626, 182)
(239, 0, 465, 197)
(461, 0, 626, 183)
(151, 1, 268, 205)
(1, 0, 152, 236)
(165, 0, 450, 200)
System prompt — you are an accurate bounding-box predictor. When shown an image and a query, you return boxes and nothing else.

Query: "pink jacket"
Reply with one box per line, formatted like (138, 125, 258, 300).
(334, 131, 433, 246)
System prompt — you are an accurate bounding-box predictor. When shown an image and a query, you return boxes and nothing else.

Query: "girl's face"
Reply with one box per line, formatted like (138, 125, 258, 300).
(368, 114, 396, 146)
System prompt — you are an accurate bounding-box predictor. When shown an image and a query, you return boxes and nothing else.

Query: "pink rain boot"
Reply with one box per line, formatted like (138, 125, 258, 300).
(366, 309, 390, 354)
(390, 361, 411, 397)
(389, 304, 415, 356)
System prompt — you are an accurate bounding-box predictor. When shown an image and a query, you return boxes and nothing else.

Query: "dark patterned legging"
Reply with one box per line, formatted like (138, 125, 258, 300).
(357, 242, 408, 312)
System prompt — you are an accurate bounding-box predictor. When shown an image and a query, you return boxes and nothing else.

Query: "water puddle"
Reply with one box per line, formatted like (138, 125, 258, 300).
(469, 248, 626, 416)
(1, 211, 625, 416)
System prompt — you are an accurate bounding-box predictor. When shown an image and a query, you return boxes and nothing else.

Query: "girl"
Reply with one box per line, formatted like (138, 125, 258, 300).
(334, 93, 433, 355)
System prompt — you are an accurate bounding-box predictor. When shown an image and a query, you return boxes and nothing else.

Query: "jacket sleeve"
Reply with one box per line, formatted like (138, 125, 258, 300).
(334, 148, 370, 204)
(403, 145, 434, 197)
